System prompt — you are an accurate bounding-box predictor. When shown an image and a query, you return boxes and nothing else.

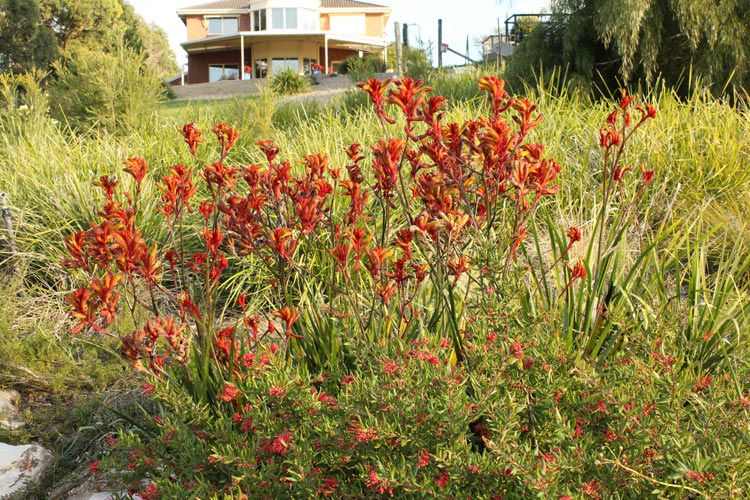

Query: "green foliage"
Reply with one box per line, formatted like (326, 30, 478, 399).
(509, 0, 750, 97)
(49, 43, 165, 132)
(0, 283, 121, 395)
(0, 0, 58, 74)
(338, 55, 386, 79)
(0, 70, 50, 131)
(0, 0, 177, 82)
(39, 0, 125, 50)
(272, 99, 324, 131)
(404, 45, 433, 80)
(268, 68, 310, 96)
(101, 331, 750, 498)
(120, 2, 179, 78)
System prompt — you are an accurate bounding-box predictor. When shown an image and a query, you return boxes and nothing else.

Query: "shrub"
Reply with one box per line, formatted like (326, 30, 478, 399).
(49, 44, 165, 132)
(338, 55, 386, 77)
(268, 68, 310, 96)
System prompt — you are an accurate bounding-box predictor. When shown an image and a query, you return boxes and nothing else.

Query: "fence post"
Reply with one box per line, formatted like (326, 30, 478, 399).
(0, 192, 17, 277)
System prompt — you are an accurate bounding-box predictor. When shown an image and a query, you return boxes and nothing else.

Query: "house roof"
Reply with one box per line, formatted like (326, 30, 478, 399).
(321, 0, 387, 8)
(181, 0, 250, 9)
(181, 0, 388, 10)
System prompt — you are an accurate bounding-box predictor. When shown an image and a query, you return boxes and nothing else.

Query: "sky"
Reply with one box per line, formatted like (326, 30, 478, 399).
(125, 0, 550, 68)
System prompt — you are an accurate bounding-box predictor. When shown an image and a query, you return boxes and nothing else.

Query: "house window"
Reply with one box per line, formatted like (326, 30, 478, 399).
(271, 8, 283, 29)
(207, 17, 239, 36)
(209, 64, 240, 82)
(271, 8, 299, 29)
(303, 58, 318, 75)
(286, 8, 297, 29)
(252, 9, 266, 31)
(254, 58, 268, 78)
(301, 9, 318, 30)
(272, 58, 298, 75)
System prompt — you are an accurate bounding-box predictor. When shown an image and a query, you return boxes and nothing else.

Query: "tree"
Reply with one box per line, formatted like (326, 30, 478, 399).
(49, 43, 165, 131)
(37, 0, 177, 77)
(38, 0, 125, 49)
(0, 0, 58, 74)
(507, 0, 750, 97)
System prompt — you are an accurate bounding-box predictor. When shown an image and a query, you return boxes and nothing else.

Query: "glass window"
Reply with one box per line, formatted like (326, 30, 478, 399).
(207, 17, 238, 35)
(303, 10, 319, 30)
(209, 64, 240, 83)
(303, 58, 318, 75)
(272, 58, 298, 75)
(271, 8, 284, 29)
(285, 8, 297, 29)
(254, 58, 268, 79)
(223, 17, 238, 34)
(253, 9, 266, 31)
(207, 18, 223, 35)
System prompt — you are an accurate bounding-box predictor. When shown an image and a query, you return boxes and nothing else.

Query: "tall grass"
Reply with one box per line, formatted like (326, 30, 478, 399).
(1, 72, 748, 319)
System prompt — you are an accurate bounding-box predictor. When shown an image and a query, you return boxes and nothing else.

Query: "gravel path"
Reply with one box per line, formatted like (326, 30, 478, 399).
(170, 74, 357, 104)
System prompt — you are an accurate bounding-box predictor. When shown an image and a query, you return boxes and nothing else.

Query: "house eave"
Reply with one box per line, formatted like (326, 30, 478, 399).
(181, 31, 386, 53)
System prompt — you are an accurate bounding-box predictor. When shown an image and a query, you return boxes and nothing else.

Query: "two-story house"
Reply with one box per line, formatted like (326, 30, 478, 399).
(177, 0, 391, 84)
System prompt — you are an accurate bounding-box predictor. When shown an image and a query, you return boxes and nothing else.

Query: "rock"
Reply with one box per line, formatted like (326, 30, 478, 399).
(0, 389, 24, 430)
(0, 443, 52, 497)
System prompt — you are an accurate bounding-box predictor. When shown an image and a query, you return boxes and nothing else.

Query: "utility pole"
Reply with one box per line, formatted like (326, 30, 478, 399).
(437, 19, 442, 69)
(394, 22, 403, 75)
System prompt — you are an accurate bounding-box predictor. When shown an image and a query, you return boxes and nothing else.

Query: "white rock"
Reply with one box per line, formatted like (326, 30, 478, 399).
(82, 490, 144, 500)
(0, 443, 52, 497)
(0, 389, 25, 430)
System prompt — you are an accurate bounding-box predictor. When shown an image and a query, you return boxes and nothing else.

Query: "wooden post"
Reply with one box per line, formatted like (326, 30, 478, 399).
(437, 19, 443, 69)
(240, 35, 245, 80)
(0, 192, 17, 277)
(394, 22, 403, 75)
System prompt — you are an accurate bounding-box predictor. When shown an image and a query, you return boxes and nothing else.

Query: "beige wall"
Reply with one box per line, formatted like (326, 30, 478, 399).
(319, 13, 330, 31)
(186, 16, 206, 41)
(185, 14, 251, 41)
(365, 13, 386, 37)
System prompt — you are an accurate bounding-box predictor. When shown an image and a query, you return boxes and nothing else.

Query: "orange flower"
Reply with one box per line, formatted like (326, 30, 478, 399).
(566, 226, 582, 246)
(66, 288, 96, 334)
(447, 255, 470, 279)
(178, 122, 203, 156)
(213, 123, 239, 157)
(571, 259, 587, 281)
(364, 246, 394, 281)
(123, 158, 147, 186)
(358, 78, 395, 124)
(256, 139, 280, 163)
(267, 227, 298, 261)
(371, 138, 406, 198)
(478, 76, 511, 117)
(274, 306, 302, 340)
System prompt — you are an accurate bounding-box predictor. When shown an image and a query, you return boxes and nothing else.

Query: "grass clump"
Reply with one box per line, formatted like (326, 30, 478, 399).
(268, 68, 310, 96)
